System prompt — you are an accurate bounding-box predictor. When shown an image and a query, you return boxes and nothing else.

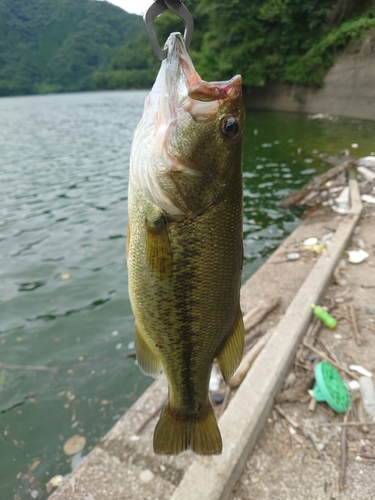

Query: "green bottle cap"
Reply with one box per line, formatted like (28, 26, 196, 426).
(313, 361, 350, 413)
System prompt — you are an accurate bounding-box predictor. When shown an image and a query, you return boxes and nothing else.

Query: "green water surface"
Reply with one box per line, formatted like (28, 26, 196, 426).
(0, 91, 374, 499)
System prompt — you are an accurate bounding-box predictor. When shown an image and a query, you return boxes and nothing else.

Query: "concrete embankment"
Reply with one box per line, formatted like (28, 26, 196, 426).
(244, 39, 375, 121)
(49, 175, 365, 500)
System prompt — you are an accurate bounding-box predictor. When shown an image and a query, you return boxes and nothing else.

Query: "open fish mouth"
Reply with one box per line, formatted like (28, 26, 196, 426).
(130, 32, 244, 219)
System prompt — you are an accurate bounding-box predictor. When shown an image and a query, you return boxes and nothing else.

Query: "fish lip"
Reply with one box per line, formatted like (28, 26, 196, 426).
(163, 33, 200, 103)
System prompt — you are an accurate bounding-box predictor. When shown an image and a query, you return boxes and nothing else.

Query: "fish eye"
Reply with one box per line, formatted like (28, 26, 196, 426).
(220, 117, 239, 139)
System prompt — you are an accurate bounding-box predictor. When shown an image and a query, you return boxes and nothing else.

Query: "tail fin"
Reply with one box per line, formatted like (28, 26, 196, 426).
(153, 402, 222, 455)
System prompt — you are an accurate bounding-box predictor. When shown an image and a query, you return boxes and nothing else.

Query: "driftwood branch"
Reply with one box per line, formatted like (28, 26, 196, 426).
(229, 330, 272, 388)
(243, 297, 280, 336)
(302, 341, 359, 380)
(275, 372, 315, 404)
(278, 160, 357, 208)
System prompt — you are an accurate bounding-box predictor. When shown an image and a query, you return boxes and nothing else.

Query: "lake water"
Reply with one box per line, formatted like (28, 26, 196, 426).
(1, 91, 374, 499)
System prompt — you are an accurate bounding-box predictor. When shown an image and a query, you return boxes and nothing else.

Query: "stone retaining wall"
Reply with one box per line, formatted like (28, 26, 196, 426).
(244, 38, 375, 120)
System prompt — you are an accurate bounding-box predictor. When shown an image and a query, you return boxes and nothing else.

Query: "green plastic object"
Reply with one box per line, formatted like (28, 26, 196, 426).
(310, 303, 337, 329)
(313, 361, 350, 413)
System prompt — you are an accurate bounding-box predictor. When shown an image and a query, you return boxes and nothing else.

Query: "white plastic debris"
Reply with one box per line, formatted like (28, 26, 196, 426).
(335, 186, 350, 209)
(357, 166, 375, 181)
(46, 475, 64, 490)
(348, 380, 361, 391)
(304, 237, 319, 246)
(347, 249, 369, 264)
(349, 365, 373, 378)
(321, 232, 334, 242)
(332, 206, 350, 214)
(358, 156, 375, 167)
(357, 238, 365, 249)
(209, 365, 222, 392)
(71, 452, 85, 471)
(359, 376, 375, 418)
(286, 252, 300, 261)
(129, 435, 141, 441)
(361, 194, 375, 204)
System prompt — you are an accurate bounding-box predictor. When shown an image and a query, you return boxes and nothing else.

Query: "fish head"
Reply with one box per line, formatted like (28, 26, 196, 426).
(130, 32, 245, 220)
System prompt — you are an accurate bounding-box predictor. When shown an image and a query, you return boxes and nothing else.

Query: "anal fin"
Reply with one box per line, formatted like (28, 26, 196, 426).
(135, 322, 161, 377)
(153, 401, 222, 455)
(216, 307, 244, 383)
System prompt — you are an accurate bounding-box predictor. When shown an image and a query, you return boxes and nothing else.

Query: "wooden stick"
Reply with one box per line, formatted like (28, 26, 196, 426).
(274, 404, 299, 429)
(242, 297, 280, 334)
(297, 317, 321, 363)
(302, 341, 359, 380)
(350, 304, 362, 346)
(229, 330, 272, 388)
(0, 362, 59, 373)
(316, 421, 375, 427)
(275, 372, 315, 404)
(317, 339, 340, 365)
(339, 410, 349, 490)
(278, 160, 357, 208)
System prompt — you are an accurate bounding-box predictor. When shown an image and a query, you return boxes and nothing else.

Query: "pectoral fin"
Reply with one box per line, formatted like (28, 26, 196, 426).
(145, 215, 173, 278)
(135, 322, 161, 377)
(216, 307, 244, 383)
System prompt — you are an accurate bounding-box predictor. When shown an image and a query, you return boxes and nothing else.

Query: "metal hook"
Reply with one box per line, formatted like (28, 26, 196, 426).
(144, 0, 194, 61)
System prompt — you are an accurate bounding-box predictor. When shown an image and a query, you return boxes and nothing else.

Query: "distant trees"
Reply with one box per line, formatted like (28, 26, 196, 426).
(1, 0, 375, 96)
(0, 0, 143, 95)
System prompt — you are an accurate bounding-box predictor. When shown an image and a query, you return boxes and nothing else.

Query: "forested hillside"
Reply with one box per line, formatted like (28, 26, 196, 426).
(1, 0, 375, 96)
(95, 0, 375, 91)
(0, 0, 143, 95)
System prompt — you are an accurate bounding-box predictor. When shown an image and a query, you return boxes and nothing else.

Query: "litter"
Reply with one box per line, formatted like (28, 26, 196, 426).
(361, 194, 375, 204)
(335, 186, 350, 212)
(46, 475, 64, 494)
(311, 304, 337, 329)
(209, 365, 222, 392)
(357, 166, 375, 182)
(359, 376, 375, 418)
(304, 237, 318, 246)
(348, 380, 360, 391)
(357, 238, 365, 248)
(358, 156, 375, 167)
(313, 361, 350, 413)
(321, 232, 334, 242)
(347, 249, 369, 264)
(349, 365, 372, 378)
(286, 252, 300, 261)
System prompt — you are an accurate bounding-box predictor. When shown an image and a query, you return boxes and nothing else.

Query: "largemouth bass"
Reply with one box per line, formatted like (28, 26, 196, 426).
(127, 32, 245, 455)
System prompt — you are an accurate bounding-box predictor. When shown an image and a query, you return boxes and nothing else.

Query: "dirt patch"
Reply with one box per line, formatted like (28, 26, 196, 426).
(230, 205, 375, 500)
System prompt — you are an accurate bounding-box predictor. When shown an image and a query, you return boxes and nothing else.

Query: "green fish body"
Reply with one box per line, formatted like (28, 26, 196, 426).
(127, 33, 245, 455)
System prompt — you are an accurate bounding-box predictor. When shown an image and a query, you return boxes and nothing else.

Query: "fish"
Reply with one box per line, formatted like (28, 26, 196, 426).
(126, 32, 245, 455)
